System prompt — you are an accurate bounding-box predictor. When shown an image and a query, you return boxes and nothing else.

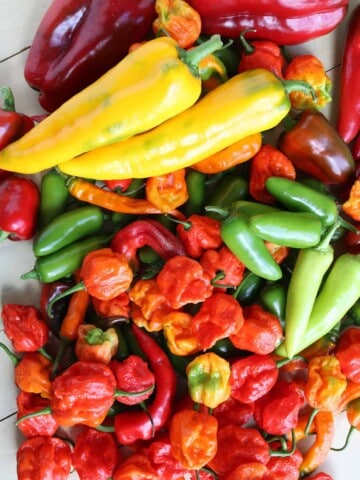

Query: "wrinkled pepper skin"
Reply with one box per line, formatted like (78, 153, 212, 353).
(24, 0, 156, 112)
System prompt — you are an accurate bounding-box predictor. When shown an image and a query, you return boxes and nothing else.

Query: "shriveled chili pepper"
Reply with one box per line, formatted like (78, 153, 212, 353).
(153, 0, 202, 48)
(248, 144, 296, 204)
(75, 324, 119, 364)
(175, 214, 222, 258)
(335, 326, 360, 383)
(343, 179, 360, 221)
(72, 427, 120, 480)
(284, 54, 332, 110)
(92, 292, 130, 320)
(37, 170, 69, 229)
(16, 391, 58, 438)
(278, 109, 355, 185)
(230, 304, 283, 355)
(17, 436, 72, 480)
(237, 31, 285, 77)
(1, 304, 49, 353)
(191, 133, 262, 174)
(200, 245, 246, 289)
(0, 175, 40, 242)
(113, 325, 177, 444)
(337, 5, 360, 144)
(145, 168, 188, 213)
(191, 292, 244, 350)
(186, 352, 231, 408)
(14, 352, 52, 399)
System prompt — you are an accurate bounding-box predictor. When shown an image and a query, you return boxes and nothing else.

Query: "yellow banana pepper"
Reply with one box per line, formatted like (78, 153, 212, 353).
(59, 68, 310, 180)
(0, 35, 223, 174)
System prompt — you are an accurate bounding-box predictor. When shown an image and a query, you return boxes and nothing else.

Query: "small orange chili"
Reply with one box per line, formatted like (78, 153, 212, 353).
(284, 54, 332, 110)
(249, 144, 296, 204)
(191, 133, 262, 174)
(59, 273, 90, 341)
(152, 0, 202, 48)
(14, 352, 52, 399)
(342, 179, 360, 221)
(163, 311, 201, 356)
(75, 324, 119, 364)
(145, 168, 188, 213)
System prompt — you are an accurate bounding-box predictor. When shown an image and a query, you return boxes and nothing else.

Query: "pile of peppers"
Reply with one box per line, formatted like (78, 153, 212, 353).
(1, 1, 360, 479)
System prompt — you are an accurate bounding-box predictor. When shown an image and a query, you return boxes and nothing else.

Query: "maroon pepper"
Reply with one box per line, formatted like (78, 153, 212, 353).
(24, 0, 156, 112)
(337, 5, 360, 144)
(0, 175, 40, 241)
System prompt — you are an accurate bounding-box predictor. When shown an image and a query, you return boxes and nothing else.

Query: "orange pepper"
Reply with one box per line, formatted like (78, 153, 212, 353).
(342, 179, 360, 221)
(14, 352, 52, 399)
(225, 462, 269, 480)
(264, 241, 289, 265)
(198, 53, 228, 93)
(152, 0, 201, 48)
(163, 311, 201, 356)
(91, 292, 130, 319)
(75, 324, 119, 364)
(191, 133, 262, 174)
(145, 168, 188, 213)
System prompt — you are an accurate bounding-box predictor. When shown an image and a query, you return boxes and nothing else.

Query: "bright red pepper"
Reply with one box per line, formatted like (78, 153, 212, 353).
(266, 442, 303, 480)
(212, 395, 254, 427)
(176, 214, 223, 258)
(16, 391, 59, 438)
(104, 178, 133, 192)
(335, 327, 360, 383)
(200, 246, 246, 289)
(0, 176, 40, 241)
(337, 4, 360, 143)
(24, 0, 156, 111)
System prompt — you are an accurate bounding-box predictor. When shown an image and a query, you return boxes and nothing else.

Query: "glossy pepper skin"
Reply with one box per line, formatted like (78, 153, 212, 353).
(337, 5, 360, 143)
(278, 109, 355, 185)
(24, 0, 156, 112)
(16, 391, 58, 438)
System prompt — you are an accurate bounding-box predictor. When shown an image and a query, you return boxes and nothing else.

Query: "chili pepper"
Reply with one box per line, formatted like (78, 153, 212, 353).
(220, 211, 283, 281)
(337, 5, 360, 143)
(191, 133, 262, 174)
(335, 380, 360, 415)
(104, 178, 133, 193)
(249, 144, 296, 204)
(333, 397, 360, 451)
(183, 169, 206, 216)
(200, 246, 246, 289)
(343, 178, 360, 221)
(266, 443, 303, 480)
(212, 395, 254, 428)
(0, 175, 40, 242)
(113, 324, 177, 444)
(145, 168, 188, 212)
(224, 462, 269, 480)
(113, 453, 159, 480)
(352, 132, 360, 160)
(0, 86, 34, 151)
(176, 214, 222, 258)
(187, 3, 348, 45)
(206, 175, 249, 217)
(238, 31, 285, 77)
(265, 176, 339, 228)
(186, 352, 231, 408)
(41, 280, 73, 336)
(17, 436, 72, 480)
(24, 0, 156, 111)
(3, 35, 223, 174)
(37, 170, 69, 229)
(1, 304, 49, 353)
(191, 292, 244, 350)
(278, 109, 355, 185)
(156, 255, 214, 309)
(230, 304, 283, 355)
(170, 409, 218, 470)
(208, 424, 270, 477)
(259, 282, 287, 326)
(334, 326, 360, 383)
(198, 51, 228, 93)
(234, 270, 265, 306)
(284, 54, 332, 110)
(75, 324, 119, 364)
(14, 352, 53, 399)
(110, 355, 155, 406)
(163, 311, 201, 356)
(249, 211, 323, 248)
(16, 391, 58, 438)
(92, 292, 131, 320)
(58, 69, 314, 180)
(307, 474, 334, 480)
(253, 378, 305, 435)
(21, 233, 110, 283)
(72, 427, 120, 480)
(153, 0, 202, 48)
(33, 205, 106, 257)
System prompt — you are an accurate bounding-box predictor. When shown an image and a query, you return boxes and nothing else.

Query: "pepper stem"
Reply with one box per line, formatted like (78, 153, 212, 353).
(269, 429, 297, 457)
(15, 406, 52, 426)
(281, 78, 316, 100)
(177, 34, 224, 78)
(0, 342, 20, 365)
(275, 355, 306, 368)
(0, 86, 16, 111)
(114, 384, 155, 398)
(46, 281, 86, 318)
(0, 230, 10, 243)
(304, 408, 319, 435)
(239, 30, 256, 54)
(331, 426, 356, 451)
(204, 205, 229, 218)
(21, 269, 40, 280)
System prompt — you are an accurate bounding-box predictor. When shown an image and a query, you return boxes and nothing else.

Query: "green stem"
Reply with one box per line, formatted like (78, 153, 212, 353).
(38, 347, 52, 361)
(178, 35, 224, 77)
(114, 385, 154, 398)
(15, 406, 52, 426)
(304, 408, 319, 435)
(165, 214, 192, 230)
(46, 281, 86, 318)
(281, 78, 316, 100)
(96, 424, 115, 433)
(269, 429, 297, 457)
(0, 230, 10, 243)
(0, 342, 20, 365)
(204, 205, 229, 218)
(331, 426, 356, 451)
(0, 86, 16, 111)
(275, 356, 306, 368)
(239, 30, 256, 54)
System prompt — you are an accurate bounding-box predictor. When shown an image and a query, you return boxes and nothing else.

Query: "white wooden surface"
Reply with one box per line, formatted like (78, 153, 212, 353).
(0, 1, 360, 478)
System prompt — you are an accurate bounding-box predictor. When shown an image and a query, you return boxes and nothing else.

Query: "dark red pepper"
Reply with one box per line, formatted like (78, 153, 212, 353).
(0, 175, 40, 241)
(24, 0, 156, 112)
(337, 4, 360, 143)
(40, 280, 72, 336)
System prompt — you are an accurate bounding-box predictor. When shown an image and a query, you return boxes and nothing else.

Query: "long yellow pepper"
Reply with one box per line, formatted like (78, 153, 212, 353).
(0, 35, 223, 174)
(58, 68, 295, 179)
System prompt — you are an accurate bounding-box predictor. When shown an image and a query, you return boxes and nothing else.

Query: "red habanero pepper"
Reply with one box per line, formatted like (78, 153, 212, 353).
(237, 31, 285, 77)
(212, 395, 254, 428)
(230, 354, 279, 404)
(1, 304, 49, 353)
(266, 442, 303, 480)
(0, 176, 40, 242)
(337, 5, 360, 143)
(145, 168, 188, 212)
(176, 214, 223, 258)
(14, 352, 52, 399)
(113, 453, 159, 480)
(110, 218, 185, 269)
(156, 255, 214, 309)
(16, 391, 59, 438)
(229, 304, 283, 355)
(104, 178, 133, 192)
(335, 327, 360, 383)
(17, 436, 72, 480)
(75, 324, 119, 364)
(249, 144, 296, 204)
(109, 355, 155, 406)
(224, 462, 270, 480)
(92, 292, 130, 320)
(72, 427, 120, 480)
(200, 246, 246, 289)
(114, 324, 177, 445)
(191, 292, 244, 350)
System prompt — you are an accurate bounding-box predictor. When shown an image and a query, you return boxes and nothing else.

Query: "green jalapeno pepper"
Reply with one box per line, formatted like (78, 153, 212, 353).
(38, 170, 69, 228)
(259, 281, 287, 327)
(207, 174, 248, 210)
(183, 170, 206, 216)
(233, 271, 265, 306)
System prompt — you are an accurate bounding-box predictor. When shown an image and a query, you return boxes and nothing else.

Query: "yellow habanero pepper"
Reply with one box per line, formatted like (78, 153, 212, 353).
(58, 68, 314, 180)
(0, 35, 223, 174)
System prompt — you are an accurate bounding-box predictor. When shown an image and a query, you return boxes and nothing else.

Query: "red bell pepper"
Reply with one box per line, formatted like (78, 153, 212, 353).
(337, 4, 360, 143)
(24, 0, 156, 112)
(0, 175, 40, 241)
